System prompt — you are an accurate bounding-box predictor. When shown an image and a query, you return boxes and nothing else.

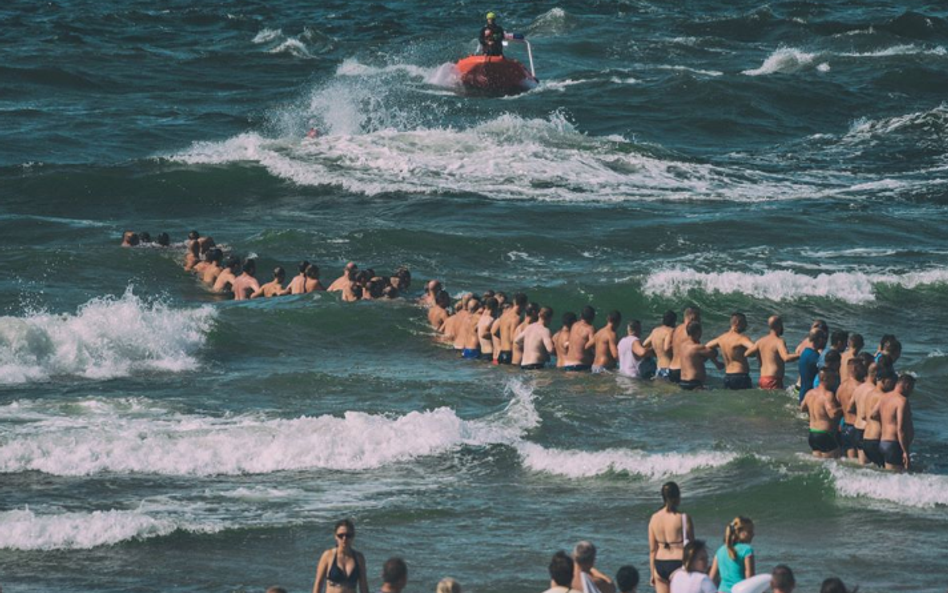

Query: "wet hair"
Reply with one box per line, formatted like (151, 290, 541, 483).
(548, 551, 574, 587)
(382, 557, 407, 585)
(581, 305, 596, 323)
(206, 248, 223, 264)
(661, 481, 681, 508)
(356, 270, 371, 286)
(368, 279, 384, 299)
(334, 518, 355, 536)
(607, 310, 621, 326)
(539, 306, 553, 321)
(731, 312, 747, 331)
(682, 540, 708, 572)
(435, 290, 451, 308)
(513, 292, 528, 308)
(188, 230, 200, 241)
(351, 284, 363, 299)
(139, 232, 152, 243)
(123, 231, 140, 246)
(771, 565, 796, 591)
(382, 285, 398, 299)
(526, 302, 540, 321)
(298, 260, 311, 274)
(482, 289, 495, 301)
(273, 266, 285, 281)
(851, 359, 868, 382)
(725, 517, 753, 560)
(628, 319, 642, 335)
(573, 541, 596, 567)
(819, 368, 840, 390)
(436, 577, 462, 593)
(831, 330, 849, 349)
(823, 349, 842, 369)
(662, 310, 677, 327)
(562, 312, 577, 330)
(820, 577, 858, 593)
(305, 264, 320, 279)
(616, 565, 640, 593)
(848, 333, 864, 352)
(857, 352, 875, 368)
(875, 354, 895, 383)
(484, 297, 499, 313)
(897, 373, 916, 394)
(684, 306, 700, 322)
(242, 258, 256, 275)
(686, 321, 702, 340)
(225, 256, 241, 271)
(885, 339, 902, 357)
(809, 329, 827, 349)
(157, 232, 170, 246)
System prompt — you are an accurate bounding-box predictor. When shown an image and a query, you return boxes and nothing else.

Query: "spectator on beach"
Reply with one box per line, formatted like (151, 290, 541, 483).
(709, 517, 755, 593)
(572, 541, 616, 593)
(379, 558, 408, 593)
(312, 519, 369, 593)
(436, 578, 461, 593)
(616, 566, 640, 593)
(669, 540, 716, 593)
(770, 565, 795, 593)
(542, 551, 575, 593)
(649, 482, 694, 593)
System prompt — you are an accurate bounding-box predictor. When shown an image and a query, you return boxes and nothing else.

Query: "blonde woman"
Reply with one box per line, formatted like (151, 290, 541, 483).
(436, 578, 462, 593)
(648, 482, 695, 593)
(709, 517, 755, 593)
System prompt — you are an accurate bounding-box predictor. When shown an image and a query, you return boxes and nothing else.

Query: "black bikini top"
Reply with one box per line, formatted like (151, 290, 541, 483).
(328, 549, 360, 587)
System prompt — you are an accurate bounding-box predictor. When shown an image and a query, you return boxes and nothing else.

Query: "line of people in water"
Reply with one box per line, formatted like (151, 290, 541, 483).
(258, 503, 859, 593)
(120, 231, 917, 473)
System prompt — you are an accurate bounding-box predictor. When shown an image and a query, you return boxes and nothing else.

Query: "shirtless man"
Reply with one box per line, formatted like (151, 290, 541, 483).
(287, 261, 311, 295)
(563, 306, 596, 372)
(477, 297, 499, 361)
(252, 266, 289, 298)
(678, 322, 723, 390)
(303, 264, 326, 292)
(515, 306, 555, 370)
(571, 541, 616, 593)
(591, 310, 622, 373)
(856, 359, 889, 467)
(121, 231, 140, 247)
(200, 249, 224, 285)
(419, 280, 442, 307)
(706, 312, 756, 390)
(512, 303, 539, 365)
(800, 368, 842, 458)
(617, 320, 655, 379)
(490, 302, 509, 361)
(745, 315, 799, 390)
(327, 262, 357, 292)
(643, 310, 675, 380)
(666, 307, 700, 384)
(461, 298, 483, 360)
(836, 358, 862, 459)
(183, 240, 201, 272)
(494, 293, 526, 365)
(553, 312, 576, 368)
(448, 294, 473, 352)
(870, 374, 915, 472)
(212, 256, 240, 293)
(428, 290, 451, 331)
(839, 333, 864, 382)
(231, 258, 261, 301)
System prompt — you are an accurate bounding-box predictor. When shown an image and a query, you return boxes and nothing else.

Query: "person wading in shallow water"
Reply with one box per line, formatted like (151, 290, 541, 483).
(312, 519, 369, 593)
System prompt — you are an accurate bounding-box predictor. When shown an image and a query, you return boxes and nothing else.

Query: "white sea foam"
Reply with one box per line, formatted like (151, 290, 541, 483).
(743, 47, 819, 76)
(656, 65, 724, 77)
(643, 267, 948, 304)
(517, 442, 737, 480)
(335, 58, 434, 80)
(0, 507, 221, 551)
(0, 289, 215, 384)
(170, 113, 815, 203)
(268, 38, 313, 58)
(0, 380, 538, 477)
(829, 465, 948, 508)
(527, 7, 573, 36)
(252, 28, 282, 44)
(845, 104, 948, 142)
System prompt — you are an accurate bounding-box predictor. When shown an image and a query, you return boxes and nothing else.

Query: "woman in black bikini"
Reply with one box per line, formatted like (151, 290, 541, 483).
(312, 519, 369, 593)
(648, 482, 695, 593)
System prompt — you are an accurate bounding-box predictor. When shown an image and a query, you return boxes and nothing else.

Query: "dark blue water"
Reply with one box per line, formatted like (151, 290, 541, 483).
(2, 1, 948, 592)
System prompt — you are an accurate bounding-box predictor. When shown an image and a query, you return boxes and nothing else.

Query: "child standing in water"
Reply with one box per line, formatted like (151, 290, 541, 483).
(709, 517, 755, 593)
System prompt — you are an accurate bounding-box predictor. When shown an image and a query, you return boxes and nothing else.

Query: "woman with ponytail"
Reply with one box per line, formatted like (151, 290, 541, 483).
(709, 517, 755, 593)
(648, 482, 695, 593)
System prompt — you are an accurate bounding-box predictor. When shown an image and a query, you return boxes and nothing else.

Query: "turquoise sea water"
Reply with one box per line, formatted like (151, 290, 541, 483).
(2, 1, 948, 591)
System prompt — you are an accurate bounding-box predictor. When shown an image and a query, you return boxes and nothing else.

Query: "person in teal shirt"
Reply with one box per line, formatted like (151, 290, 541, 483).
(709, 517, 756, 593)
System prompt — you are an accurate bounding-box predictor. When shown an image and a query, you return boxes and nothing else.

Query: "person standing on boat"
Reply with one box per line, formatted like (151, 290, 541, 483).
(479, 12, 505, 56)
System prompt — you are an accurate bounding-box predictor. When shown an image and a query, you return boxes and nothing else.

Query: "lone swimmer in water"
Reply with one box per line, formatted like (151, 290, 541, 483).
(479, 12, 505, 56)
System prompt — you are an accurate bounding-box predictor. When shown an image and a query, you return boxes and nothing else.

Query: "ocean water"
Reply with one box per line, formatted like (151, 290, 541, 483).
(2, 0, 948, 591)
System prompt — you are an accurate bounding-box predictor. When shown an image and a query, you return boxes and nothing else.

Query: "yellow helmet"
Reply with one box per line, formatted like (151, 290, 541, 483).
(486, 11, 497, 20)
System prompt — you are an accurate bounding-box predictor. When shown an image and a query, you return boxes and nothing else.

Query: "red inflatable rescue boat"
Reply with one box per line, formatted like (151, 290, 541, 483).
(455, 34, 538, 96)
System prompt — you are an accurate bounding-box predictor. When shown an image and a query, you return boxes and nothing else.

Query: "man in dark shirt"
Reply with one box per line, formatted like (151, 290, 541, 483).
(479, 12, 505, 56)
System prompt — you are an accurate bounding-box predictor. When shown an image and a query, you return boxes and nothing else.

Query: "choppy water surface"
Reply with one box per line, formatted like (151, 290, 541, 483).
(2, 0, 948, 591)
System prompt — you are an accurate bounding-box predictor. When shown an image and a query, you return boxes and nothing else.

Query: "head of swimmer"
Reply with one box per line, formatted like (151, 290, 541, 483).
(730, 312, 747, 333)
(334, 518, 356, 549)
(572, 540, 597, 571)
(895, 373, 915, 397)
(768, 315, 784, 336)
(683, 306, 701, 323)
(122, 231, 140, 246)
(627, 319, 642, 336)
(809, 329, 828, 351)
(662, 310, 677, 328)
(539, 307, 553, 325)
(686, 321, 702, 342)
(818, 367, 840, 392)
(241, 258, 256, 277)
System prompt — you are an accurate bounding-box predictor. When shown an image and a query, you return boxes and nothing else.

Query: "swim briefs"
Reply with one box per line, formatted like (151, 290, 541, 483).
(808, 429, 839, 453)
(861, 439, 884, 467)
(653, 559, 683, 582)
(879, 440, 905, 468)
(496, 350, 513, 365)
(520, 363, 545, 371)
(758, 376, 784, 390)
(461, 348, 481, 360)
(839, 423, 857, 451)
(723, 372, 752, 390)
(656, 367, 671, 380)
(679, 379, 703, 391)
(668, 369, 682, 383)
(563, 364, 591, 372)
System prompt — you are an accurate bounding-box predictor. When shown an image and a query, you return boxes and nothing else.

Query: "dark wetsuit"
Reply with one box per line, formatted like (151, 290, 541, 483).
(479, 23, 505, 56)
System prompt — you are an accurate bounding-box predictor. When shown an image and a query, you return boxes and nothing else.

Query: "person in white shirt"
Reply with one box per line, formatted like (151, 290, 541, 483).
(618, 320, 655, 379)
(670, 540, 717, 593)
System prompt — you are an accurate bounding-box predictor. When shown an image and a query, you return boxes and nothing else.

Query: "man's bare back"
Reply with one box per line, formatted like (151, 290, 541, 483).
(643, 325, 673, 369)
